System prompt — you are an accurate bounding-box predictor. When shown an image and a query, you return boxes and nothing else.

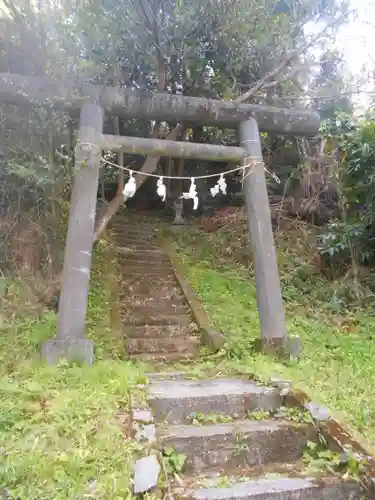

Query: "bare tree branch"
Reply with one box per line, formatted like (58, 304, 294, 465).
(235, 9, 353, 104)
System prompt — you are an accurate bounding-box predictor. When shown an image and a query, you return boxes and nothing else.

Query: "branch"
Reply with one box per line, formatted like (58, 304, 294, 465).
(235, 10, 352, 104)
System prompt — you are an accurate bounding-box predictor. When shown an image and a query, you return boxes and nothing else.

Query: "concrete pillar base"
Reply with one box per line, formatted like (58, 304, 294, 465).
(41, 338, 94, 364)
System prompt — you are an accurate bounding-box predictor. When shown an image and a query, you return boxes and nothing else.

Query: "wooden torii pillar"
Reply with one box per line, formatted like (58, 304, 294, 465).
(0, 74, 320, 363)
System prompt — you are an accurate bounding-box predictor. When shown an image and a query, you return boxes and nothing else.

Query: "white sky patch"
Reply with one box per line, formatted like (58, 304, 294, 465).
(336, 0, 375, 108)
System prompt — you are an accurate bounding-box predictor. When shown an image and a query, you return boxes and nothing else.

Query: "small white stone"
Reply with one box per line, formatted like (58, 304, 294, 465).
(305, 401, 330, 421)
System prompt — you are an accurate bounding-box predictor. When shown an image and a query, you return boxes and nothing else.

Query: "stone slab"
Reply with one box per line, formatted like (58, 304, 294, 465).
(147, 371, 188, 381)
(125, 324, 192, 339)
(126, 336, 199, 355)
(134, 351, 196, 363)
(133, 455, 161, 494)
(149, 378, 281, 423)
(132, 408, 154, 424)
(122, 313, 193, 326)
(159, 420, 315, 473)
(123, 301, 189, 315)
(41, 338, 94, 365)
(185, 477, 365, 499)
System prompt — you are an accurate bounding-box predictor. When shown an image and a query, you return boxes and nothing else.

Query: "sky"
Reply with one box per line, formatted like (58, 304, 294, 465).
(335, 0, 375, 107)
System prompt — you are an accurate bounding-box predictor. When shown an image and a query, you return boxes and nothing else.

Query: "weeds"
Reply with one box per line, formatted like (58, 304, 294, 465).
(187, 411, 233, 425)
(274, 406, 313, 425)
(302, 440, 367, 480)
(162, 446, 186, 475)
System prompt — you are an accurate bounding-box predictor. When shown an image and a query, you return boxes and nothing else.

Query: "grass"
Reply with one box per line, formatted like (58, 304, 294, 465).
(169, 222, 375, 453)
(0, 239, 146, 499)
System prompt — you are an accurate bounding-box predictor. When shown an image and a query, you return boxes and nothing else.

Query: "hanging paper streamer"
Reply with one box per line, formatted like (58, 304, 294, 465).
(156, 177, 166, 201)
(210, 173, 227, 197)
(123, 170, 136, 201)
(180, 177, 199, 210)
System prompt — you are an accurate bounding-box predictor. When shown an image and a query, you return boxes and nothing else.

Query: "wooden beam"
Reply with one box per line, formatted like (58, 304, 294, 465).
(101, 134, 246, 162)
(42, 100, 104, 364)
(0, 73, 320, 135)
(239, 118, 287, 355)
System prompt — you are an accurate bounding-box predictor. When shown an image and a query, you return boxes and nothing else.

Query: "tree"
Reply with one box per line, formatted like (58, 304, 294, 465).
(312, 49, 353, 120)
(0, 0, 352, 246)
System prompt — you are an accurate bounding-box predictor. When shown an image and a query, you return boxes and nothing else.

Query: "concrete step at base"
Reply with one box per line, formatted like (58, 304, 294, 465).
(159, 420, 316, 473)
(131, 351, 197, 363)
(148, 378, 281, 424)
(177, 476, 366, 499)
(126, 336, 200, 354)
(122, 314, 193, 326)
(125, 324, 194, 339)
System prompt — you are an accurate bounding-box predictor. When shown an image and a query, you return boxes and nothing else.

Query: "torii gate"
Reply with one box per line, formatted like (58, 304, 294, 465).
(0, 73, 320, 363)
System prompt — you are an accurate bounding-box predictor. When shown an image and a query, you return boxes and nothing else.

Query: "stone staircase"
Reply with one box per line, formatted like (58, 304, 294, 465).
(133, 373, 371, 499)
(109, 214, 199, 362)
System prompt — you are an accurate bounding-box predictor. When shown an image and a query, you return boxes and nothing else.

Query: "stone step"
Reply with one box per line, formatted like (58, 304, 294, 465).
(148, 378, 281, 424)
(115, 243, 162, 251)
(125, 324, 194, 339)
(112, 236, 159, 247)
(119, 261, 173, 272)
(116, 250, 170, 263)
(131, 351, 197, 363)
(119, 268, 176, 279)
(126, 336, 199, 354)
(119, 291, 186, 304)
(122, 302, 189, 317)
(120, 277, 179, 289)
(159, 420, 315, 473)
(111, 231, 158, 241)
(110, 224, 158, 234)
(176, 475, 365, 499)
(122, 314, 193, 326)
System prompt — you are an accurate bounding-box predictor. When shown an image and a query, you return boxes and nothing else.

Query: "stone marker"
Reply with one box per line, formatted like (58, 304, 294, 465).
(172, 198, 186, 225)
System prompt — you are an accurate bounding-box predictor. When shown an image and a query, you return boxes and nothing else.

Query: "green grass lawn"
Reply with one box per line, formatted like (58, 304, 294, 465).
(0, 240, 146, 499)
(171, 224, 375, 453)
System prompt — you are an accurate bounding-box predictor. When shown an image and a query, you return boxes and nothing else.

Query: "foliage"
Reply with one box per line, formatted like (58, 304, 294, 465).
(187, 411, 233, 425)
(303, 440, 366, 479)
(162, 446, 186, 475)
(0, 0, 355, 252)
(312, 49, 353, 120)
(317, 115, 375, 270)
